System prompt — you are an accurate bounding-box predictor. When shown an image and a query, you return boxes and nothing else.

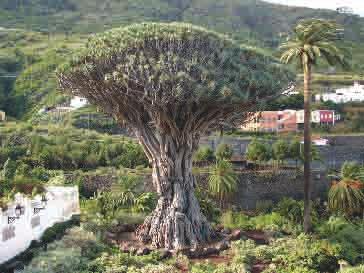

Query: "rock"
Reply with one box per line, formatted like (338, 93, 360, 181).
(159, 249, 172, 260)
(230, 229, 242, 241)
(175, 247, 192, 257)
(217, 240, 230, 251)
(203, 247, 219, 256)
(136, 247, 151, 256)
(111, 223, 137, 234)
(105, 231, 116, 239)
(222, 228, 231, 234)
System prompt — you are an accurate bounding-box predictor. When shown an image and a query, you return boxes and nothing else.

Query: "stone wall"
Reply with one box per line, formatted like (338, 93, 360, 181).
(196, 169, 330, 210)
(230, 170, 330, 209)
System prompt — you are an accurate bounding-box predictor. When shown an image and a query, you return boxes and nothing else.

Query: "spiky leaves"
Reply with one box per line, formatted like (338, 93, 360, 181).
(280, 19, 349, 72)
(208, 160, 237, 208)
(328, 180, 364, 217)
(59, 23, 293, 136)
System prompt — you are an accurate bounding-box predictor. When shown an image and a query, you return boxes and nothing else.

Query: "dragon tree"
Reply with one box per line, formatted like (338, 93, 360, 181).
(58, 22, 293, 250)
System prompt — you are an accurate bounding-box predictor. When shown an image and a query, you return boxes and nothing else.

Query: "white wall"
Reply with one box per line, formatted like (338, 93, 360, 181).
(70, 96, 88, 109)
(0, 186, 80, 265)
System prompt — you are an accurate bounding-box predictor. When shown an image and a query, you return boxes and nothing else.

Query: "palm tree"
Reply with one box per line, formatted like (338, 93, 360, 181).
(328, 180, 364, 217)
(328, 161, 364, 217)
(280, 19, 348, 232)
(208, 160, 238, 209)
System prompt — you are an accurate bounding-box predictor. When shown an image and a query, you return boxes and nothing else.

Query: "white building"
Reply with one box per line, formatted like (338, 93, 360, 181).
(70, 96, 88, 109)
(296, 110, 340, 125)
(296, 110, 320, 124)
(316, 82, 364, 103)
(0, 187, 79, 265)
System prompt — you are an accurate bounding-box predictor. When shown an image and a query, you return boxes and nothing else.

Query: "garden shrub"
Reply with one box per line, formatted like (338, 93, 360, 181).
(274, 197, 318, 225)
(193, 146, 216, 162)
(41, 216, 80, 245)
(195, 187, 221, 223)
(220, 210, 292, 233)
(249, 212, 285, 232)
(88, 251, 165, 273)
(22, 227, 102, 273)
(133, 192, 157, 213)
(229, 235, 341, 273)
(255, 200, 274, 214)
(220, 210, 253, 230)
(215, 143, 234, 161)
(22, 247, 89, 273)
(317, 217, 364, 264)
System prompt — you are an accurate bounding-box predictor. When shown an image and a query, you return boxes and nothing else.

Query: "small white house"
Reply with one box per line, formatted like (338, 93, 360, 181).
(316, 82, 364, 103)
(296, 110, 320, 124)
(0, 110, 5, 121)
(70, 96, 88, 109)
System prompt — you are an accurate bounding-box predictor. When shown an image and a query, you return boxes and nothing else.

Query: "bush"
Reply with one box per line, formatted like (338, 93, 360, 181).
(230, 235, 340, 273)
(246, 138, 271, 164)
(215, 143, 233, 161)
(220, 211, 253, 230)
(249, 212, 286, 232)
(22, 227, 101, 273)
(275, 198, 318, 226)
(255, 200, 274, 214)
(195, 187, 221, 223)
(133, 192, 157, 213)
(317, 217, 364, 264)
(193, 146, 215, 162)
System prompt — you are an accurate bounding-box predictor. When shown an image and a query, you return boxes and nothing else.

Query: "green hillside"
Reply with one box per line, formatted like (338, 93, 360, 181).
(0, 0, 364, 119)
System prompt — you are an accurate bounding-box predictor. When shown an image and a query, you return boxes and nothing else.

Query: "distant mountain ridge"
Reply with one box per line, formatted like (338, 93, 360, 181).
(0, 0, 363, 44)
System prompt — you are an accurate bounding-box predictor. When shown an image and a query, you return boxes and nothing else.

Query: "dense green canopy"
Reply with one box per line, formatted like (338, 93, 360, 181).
(59, 22, 293, 108)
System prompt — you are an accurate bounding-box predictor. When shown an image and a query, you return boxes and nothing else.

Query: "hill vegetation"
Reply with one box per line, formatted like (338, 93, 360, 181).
(0, 0, 364, 119)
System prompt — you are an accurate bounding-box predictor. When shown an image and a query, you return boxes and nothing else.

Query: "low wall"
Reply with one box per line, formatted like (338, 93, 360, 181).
(0, 186, 80, 265)
(232, 170, 329, 209)
(197, 169, 330, 210)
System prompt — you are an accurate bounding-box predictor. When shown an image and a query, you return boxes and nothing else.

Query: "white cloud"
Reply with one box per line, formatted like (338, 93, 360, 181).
(264, 0, 364, 16)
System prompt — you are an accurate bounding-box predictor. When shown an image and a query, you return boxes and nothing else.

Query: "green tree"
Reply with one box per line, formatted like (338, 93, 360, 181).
(289, 138, 302, 169)
(59, 22, 293, 249)
(327, 161, 364, 217)
(208, 160, 238, 209)
(280, 19, 349, 232)
(272, 139, 290, 166)
(215, 143, 233, 161)
(246, 138, 272, 165)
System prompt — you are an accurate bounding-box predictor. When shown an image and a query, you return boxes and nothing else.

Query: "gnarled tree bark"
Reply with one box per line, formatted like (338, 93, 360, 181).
(135, 130, 214, 249)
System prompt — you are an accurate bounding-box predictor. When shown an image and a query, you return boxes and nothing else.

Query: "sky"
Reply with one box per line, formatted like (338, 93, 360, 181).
(264, 0, 364, 16)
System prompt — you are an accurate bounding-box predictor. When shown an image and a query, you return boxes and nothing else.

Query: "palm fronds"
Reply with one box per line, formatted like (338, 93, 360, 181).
(328, 180, 364, 216)
(208, 160, 237, 208)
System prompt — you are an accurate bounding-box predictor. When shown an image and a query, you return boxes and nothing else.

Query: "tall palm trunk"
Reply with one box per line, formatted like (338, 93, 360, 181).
(303, 64, 312, 233)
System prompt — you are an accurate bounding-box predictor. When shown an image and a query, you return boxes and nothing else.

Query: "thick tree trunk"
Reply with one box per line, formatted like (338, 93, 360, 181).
(303, 64, 312, 233)
(135, 132, 215, 250)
